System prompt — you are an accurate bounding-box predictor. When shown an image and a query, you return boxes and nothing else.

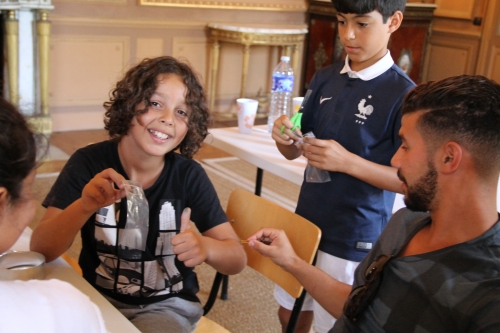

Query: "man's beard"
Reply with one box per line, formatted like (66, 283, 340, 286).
(398, 162, 438, 212)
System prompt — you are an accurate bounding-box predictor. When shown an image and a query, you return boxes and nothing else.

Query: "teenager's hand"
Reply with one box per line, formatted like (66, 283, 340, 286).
(248, 228, 299, 271)
(172, 208, 207, 267)
(80, 168, 126, 214)
(301, 137, 352, 173)
(272, 115, 303, 146)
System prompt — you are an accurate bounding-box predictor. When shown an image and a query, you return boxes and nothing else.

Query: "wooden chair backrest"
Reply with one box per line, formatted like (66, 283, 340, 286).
(226, 189, 321, 299)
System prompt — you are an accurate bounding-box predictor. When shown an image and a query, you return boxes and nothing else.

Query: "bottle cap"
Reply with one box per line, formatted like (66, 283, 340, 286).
(280, 56, 290, 62)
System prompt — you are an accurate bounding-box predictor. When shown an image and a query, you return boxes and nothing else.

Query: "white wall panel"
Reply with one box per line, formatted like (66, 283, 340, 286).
(172, 37, 208, 84)
(136, 38, 164, 63)
(49, 36, 130, 107)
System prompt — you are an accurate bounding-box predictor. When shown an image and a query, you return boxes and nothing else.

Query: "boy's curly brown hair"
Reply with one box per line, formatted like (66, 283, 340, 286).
(103, 56, 211, 159)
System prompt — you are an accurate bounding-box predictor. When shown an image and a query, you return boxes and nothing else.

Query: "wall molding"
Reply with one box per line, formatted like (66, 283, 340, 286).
(50, 15, 206, 30)
(138, 0, 306, 12)
(54, 0, 126, 5)
(432, 26, 481, 39)
(485, 46, 500, 79)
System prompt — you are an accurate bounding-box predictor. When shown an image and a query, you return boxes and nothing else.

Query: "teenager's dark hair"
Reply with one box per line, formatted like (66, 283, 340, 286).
(332, 0, 407, 22)
(104, 56, 210, 159)
(0, 99, 37, 203)
(402, 75, 500, 178)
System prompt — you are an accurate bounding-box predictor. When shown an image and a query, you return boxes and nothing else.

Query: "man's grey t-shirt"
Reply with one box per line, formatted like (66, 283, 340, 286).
(331, 209, 500, 333)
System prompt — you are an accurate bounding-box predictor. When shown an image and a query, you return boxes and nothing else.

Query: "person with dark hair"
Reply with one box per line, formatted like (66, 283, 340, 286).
(251, 75, 500, 332)
(0, 98, 107, 332)
(273, 0, 413, 331)
(30, 56, 246, 333)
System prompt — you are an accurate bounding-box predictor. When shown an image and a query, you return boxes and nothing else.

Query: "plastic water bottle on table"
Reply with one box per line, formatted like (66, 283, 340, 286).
(267, 56, 294, 133)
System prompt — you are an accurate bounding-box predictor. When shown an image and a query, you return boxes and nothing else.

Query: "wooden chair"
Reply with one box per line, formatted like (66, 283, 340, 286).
(194, 316, 231, 333)
(203, 189, 321, 333)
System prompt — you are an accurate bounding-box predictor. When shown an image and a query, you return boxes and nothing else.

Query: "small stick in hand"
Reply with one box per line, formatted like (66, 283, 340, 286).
(241, 237, 272, 245)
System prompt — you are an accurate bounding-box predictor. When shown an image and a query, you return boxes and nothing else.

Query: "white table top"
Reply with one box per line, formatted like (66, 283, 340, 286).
(206, 125, 306, 186)
(205, 125, 407, 212)
(11, 229, 141, 333)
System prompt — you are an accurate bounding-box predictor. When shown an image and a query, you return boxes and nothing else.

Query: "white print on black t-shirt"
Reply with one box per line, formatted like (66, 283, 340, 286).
(355, 95, 373, 125)
(320, 96, 332, 104)
(96, 202, 120, 226)
(95, 203, 119, 246)
(155, 201, 176, 256)
(93, 200, 183, 297)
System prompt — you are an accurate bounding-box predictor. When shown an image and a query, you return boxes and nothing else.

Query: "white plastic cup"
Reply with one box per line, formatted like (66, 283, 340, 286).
(236, 98, 259, 134)
(293, 97, 304, 114)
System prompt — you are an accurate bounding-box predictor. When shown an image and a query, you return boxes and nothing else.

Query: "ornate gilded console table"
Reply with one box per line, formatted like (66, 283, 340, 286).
(207, 23, 308, 111)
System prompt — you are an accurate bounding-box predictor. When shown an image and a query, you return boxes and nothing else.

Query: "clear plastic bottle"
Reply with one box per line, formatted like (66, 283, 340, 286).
(267, 56, 294, 133)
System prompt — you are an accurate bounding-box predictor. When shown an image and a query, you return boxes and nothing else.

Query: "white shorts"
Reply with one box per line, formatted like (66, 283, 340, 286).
(274, 250, 359, 333)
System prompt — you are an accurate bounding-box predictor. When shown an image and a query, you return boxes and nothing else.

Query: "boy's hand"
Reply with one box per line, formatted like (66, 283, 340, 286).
(172, 208, 207, 267)
(248, 228, 299, 271)
(272, 115, 303, 146)
(302, 137, 352, 173)
(80, 168, 126, 214)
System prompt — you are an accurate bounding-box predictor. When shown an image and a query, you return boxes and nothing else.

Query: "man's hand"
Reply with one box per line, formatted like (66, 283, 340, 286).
(247, 228, 299, 271)
(172, 208, 207, 267)
(80, 168, 126, 214)
(302, 137, 352, 173)
(272, 115, 303, 146)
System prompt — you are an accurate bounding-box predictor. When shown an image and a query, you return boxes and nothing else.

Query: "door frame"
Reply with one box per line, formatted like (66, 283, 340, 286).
(476, 0, 500, 77)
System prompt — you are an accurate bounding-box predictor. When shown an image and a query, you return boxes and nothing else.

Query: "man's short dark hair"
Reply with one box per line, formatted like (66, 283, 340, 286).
(402, 75, 500, 179)
(332, 0, 407, 22)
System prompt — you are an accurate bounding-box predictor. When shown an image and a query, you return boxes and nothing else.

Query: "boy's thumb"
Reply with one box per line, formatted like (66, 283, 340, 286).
(180, 207, 191, 232)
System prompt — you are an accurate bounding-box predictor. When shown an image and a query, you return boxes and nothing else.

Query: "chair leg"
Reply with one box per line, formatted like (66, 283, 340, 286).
(255, 168, 263, 196)
(203, 272, 224, 315)
(286, 253, 316, 333)
(285, 289, 308, 333)
(221, 274, 229, 300)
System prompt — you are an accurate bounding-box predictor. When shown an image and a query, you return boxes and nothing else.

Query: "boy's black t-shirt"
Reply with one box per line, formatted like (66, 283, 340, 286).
(43, 140, 228, 305)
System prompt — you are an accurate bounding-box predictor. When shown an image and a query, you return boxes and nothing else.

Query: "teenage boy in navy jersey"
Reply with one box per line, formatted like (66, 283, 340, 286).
(272, 0, 414, 332)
